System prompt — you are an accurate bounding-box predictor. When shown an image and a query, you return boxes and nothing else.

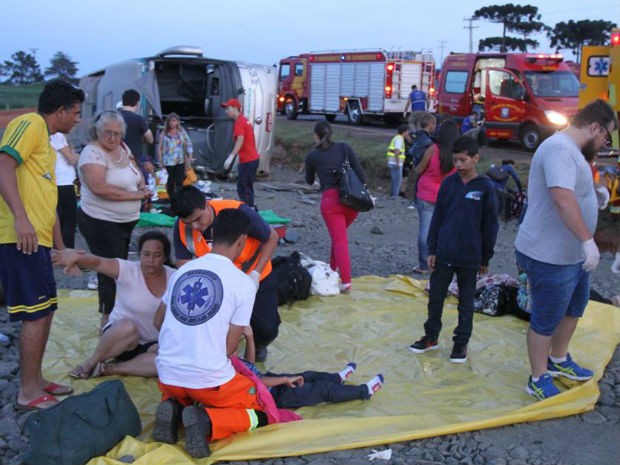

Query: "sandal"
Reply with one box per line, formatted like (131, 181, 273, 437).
(90, 362, 107, 378)
(16, 394, 59, 411)
(69, 365, 91, 380)
(43, 382, 73, 396)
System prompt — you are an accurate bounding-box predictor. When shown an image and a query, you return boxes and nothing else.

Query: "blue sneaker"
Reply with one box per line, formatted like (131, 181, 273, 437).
(526, 374, 560, 400)
(547, 354, 593, 381)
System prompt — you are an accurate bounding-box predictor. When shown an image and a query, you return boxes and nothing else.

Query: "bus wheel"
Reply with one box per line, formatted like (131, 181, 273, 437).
(285, 99, 298, 120)
(520, 124, 540, 151)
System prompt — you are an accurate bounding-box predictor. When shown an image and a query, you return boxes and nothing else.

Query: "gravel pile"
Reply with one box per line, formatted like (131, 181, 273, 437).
(1, 166, 618, 465)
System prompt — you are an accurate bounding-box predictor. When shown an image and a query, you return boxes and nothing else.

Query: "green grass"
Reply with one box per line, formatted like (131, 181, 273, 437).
(0, 84, 44, 109)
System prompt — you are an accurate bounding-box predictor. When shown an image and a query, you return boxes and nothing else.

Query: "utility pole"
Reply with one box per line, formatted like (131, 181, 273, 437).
(463, 17, 479, 53)
(438, 40, 447, 64)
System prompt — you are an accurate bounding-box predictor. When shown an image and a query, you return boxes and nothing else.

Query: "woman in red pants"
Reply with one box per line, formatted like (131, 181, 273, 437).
(304, 122, 367, 293)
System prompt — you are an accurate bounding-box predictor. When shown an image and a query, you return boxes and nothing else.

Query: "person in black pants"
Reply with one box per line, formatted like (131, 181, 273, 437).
(51, 132, 79, 248)
(409, 136, 498, 363)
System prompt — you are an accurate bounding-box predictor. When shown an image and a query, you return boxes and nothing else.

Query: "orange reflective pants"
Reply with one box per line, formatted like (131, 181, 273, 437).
(159, 372, 264, 441)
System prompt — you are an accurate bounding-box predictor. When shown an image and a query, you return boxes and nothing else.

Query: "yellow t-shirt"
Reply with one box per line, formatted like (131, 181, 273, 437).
(0, 113, 57, 247)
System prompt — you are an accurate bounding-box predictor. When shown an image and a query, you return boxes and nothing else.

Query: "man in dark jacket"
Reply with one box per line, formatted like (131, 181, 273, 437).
(409, 136, 498, 363)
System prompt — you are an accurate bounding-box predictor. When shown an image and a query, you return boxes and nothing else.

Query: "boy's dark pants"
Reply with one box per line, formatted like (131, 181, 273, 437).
(268, 371, 369, 408)
(424, 262, 478, 345)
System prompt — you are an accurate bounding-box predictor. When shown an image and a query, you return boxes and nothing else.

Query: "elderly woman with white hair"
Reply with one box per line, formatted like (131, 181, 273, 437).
(78, 110, 149, 327)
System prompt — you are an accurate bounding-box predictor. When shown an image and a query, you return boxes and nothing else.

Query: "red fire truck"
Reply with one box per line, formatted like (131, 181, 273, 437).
(277, 50, 435, 125)
(436, 52, 580, 150)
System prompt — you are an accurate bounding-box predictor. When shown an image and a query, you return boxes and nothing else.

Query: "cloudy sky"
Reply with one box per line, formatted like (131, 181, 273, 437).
(3, 0, 618, 75)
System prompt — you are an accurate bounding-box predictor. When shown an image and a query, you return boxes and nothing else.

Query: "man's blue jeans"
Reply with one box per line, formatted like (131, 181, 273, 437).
(388, 163, 403, 197)
(237, 159, 259, 208)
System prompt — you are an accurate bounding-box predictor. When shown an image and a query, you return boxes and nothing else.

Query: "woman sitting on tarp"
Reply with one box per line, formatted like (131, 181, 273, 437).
(52, 231, 175, 379)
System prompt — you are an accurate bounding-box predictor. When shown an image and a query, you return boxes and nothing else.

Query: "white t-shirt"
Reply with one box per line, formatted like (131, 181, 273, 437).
(156, 253, 255, 388)
(78, 143, 142, 222)
(50, 133, 75, 186)
(107, 260, 175, 345)
(515, 132, 598, 265)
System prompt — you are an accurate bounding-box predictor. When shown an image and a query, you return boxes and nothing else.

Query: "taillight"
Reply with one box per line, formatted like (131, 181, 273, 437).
(385, 62, 394, 98)
(429, 87, 435, 96)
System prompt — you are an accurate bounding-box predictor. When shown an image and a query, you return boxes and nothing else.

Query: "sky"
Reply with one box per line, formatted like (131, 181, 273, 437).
(2, 0, 619, 76)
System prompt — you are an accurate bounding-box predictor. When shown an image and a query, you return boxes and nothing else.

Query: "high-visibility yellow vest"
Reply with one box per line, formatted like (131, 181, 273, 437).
(386, 134, 405, 162)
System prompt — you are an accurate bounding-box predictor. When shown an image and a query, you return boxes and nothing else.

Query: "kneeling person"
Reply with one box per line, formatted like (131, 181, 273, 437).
(154, 209, 269, 458)
(173, 185, 279, 361)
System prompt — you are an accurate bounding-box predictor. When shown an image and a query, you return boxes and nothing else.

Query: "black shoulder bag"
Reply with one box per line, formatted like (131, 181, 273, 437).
(335, 144, 374, 212)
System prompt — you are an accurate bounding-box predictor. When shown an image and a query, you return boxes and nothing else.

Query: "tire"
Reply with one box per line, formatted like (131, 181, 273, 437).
(347, 103, 363, 125)
(324, 114, 336, 122)
(520, 124, 541, 151)
(284, 99, 298, 120)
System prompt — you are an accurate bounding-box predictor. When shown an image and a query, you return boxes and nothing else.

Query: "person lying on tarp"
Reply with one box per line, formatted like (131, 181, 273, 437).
(235, 326, 384, 409)
(52, 231, 175, 379)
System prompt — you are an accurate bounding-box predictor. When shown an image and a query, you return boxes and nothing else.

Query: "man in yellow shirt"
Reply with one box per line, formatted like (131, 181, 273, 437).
(0, 79, 84, 410)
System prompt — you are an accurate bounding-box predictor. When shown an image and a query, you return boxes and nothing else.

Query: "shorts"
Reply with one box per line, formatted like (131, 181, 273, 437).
(515, 250, 589, 336)
(0, 244, 57, 322)
(101, 322, 157, 361)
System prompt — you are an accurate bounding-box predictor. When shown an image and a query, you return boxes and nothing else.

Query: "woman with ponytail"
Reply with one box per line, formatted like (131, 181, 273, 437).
(304, 121, 367, 294)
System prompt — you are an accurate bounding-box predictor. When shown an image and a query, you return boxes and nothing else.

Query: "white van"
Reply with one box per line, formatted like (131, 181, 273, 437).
(72, 46, 277, 176)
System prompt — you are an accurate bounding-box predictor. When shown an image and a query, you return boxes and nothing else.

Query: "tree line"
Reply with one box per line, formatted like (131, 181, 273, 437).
(0, 50, 78, 86)
(473, 3, 617, 61)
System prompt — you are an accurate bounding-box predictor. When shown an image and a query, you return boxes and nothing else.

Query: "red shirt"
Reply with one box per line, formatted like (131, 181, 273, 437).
(233, 114, 259, 163)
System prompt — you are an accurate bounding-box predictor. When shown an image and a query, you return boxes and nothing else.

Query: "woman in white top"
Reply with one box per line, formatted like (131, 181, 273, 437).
(51, 132, 79, 248)
(77, 110, 149, 327)
(52, 231, 175, 378)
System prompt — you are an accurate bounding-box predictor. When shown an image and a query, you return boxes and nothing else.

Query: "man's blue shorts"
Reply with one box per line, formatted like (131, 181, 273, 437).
(0, 244, 57, 322)
(515, 250, 589, 336)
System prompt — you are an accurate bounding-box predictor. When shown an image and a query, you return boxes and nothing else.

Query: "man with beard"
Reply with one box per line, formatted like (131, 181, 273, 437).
(515, 99, 617, 400)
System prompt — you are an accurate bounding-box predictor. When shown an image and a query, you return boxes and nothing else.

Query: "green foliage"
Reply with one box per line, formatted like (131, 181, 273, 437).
(474, 3, 546, 52)
(44, 52, 79, 84)
(547, 20, 617, 61)
(0, 50, 43, 85)
(479, 36, 538, 52)
(0, 83, 44, 109)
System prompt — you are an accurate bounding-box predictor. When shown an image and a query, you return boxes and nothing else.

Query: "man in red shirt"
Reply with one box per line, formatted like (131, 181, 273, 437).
(222, 99, 260, 209)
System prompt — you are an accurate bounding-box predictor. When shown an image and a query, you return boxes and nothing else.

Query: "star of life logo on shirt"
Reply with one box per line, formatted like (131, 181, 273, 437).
(170, 269, 224, 326)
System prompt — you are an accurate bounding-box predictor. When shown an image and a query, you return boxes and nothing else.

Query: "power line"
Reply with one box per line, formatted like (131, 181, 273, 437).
(438, 40, 447, 64)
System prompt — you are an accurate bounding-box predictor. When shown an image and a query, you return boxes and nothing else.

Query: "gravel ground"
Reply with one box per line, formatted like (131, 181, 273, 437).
(0, 165, 619, 465)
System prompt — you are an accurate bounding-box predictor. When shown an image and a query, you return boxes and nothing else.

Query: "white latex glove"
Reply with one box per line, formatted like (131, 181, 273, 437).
(594, 185, 610, 210)
(612, 252, 620, 274)
(368, 449, 392, 461)
(249, 270, 260, 291)
(223, 154, 236, 170)
(581, 238, 600, 272)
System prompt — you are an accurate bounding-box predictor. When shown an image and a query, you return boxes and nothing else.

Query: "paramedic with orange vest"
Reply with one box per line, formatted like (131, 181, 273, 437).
(173, 185, 280, 362)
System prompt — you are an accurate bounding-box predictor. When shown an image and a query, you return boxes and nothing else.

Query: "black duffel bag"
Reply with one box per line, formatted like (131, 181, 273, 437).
(23, 380, 142, 465)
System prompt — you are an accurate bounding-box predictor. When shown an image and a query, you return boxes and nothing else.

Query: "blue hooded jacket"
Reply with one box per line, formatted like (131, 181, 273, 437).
(427, 172, 499, 269)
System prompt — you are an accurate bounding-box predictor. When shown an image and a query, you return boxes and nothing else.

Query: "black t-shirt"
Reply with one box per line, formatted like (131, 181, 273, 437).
(119, 109, 149, 157)
(304, 142, 366, 191)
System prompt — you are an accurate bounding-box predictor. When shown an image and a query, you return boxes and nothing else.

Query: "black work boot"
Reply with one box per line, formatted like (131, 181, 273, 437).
(182, 406, 212, 458)
(152, 399, 183, 444)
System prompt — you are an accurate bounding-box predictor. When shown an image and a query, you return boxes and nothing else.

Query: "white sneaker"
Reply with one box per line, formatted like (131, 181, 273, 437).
(87, 273, 98, 290)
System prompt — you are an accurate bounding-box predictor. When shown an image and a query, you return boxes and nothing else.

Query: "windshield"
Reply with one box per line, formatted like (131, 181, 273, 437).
(524, 71, 579, 98)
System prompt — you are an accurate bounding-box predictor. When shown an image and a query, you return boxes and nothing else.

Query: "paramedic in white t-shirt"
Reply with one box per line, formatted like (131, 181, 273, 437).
(153, 208, 268, 458)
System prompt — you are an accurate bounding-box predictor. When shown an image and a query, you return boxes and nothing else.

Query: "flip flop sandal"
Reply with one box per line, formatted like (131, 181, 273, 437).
(16, 394, 59, 411)
(43, 382, 74, 396)
(90, 362, 107, 378)
(69, 365, 91, 379)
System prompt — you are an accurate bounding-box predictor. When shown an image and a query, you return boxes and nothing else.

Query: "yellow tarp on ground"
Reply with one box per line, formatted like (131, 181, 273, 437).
(44, 276, 620, 465)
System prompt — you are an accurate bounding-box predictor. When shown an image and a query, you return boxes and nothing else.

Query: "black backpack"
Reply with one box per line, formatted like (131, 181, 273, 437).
(271, 252, 312, 306)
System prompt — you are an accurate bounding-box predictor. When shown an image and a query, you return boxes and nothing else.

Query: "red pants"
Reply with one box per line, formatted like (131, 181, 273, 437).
(159, 372, 264, 441)
(320, 188, 358, 284)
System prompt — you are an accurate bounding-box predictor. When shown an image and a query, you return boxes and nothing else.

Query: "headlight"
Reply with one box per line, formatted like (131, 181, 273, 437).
(545, 110, 568, 126)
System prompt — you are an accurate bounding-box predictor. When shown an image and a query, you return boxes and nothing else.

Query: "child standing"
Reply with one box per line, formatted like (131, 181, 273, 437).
(239, 327, 384, 408)
(409, 136, 498, 363)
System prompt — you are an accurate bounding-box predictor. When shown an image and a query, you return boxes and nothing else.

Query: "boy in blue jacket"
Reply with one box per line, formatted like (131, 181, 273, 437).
(409, 136, 498, 363)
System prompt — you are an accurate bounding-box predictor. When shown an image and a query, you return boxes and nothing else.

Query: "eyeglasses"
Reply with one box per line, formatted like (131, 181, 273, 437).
(102, 130, 123, 139)
(600, 124, 612, 145)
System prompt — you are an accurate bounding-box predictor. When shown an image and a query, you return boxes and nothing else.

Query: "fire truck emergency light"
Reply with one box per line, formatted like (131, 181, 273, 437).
(612, 32, 620, 46)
